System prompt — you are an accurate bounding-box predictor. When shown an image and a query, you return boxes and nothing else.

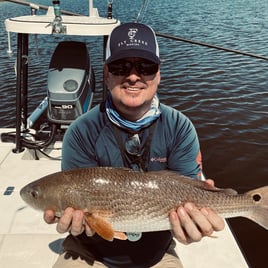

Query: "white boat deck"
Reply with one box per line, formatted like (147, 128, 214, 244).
(0, 128, 249, 268)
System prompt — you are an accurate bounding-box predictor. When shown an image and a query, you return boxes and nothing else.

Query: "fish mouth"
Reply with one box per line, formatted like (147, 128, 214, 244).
(19, 185, 27, 200)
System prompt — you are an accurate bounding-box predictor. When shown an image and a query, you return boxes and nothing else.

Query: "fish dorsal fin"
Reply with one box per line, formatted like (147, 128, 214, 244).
(147, 170, 238, 194)
(220, 188, 238, 195)
(147, 170, 207, 188)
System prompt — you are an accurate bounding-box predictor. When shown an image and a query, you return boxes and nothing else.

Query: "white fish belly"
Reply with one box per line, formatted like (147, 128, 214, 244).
(111, 215, 171, 232)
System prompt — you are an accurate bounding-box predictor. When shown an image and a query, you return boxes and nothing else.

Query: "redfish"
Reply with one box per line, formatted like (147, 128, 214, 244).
(20, 167, 268, 241)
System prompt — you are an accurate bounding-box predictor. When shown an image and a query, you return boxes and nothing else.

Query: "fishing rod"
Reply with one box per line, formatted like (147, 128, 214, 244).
(156, 31, 268, 62)
(4, 0, 268, 61)
(3, 0, 80, 16)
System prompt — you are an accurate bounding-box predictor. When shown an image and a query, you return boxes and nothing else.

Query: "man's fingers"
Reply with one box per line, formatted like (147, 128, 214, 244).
(56, 207, 74, 233)
(169, 202, 225, 245)
(170, 208, 192, 244)
(85, 223, 95, 237)
(177, 205, 205, 242)
(45, 207, 97, 237)
(184, 203, 214, 237)
(200, 207, 225, 232)
(205, 179, 215, 188)
(44, 209, 58, 224)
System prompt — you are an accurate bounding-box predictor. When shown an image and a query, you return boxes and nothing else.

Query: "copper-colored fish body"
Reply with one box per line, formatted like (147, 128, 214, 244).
(20, 167, 268, 240)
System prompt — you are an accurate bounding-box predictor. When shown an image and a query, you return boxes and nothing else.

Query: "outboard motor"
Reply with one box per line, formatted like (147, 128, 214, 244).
(47, 41, 95, 124)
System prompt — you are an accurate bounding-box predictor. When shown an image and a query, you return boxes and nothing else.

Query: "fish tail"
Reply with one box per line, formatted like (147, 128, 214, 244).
(246, 186, 268, 230)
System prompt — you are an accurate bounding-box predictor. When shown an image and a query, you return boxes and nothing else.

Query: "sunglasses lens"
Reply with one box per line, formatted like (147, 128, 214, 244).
(108, 60, 159, 76)
(108, 61, 132, 76)
(136, 62, 159, 75)
(125, 134, 141, 155)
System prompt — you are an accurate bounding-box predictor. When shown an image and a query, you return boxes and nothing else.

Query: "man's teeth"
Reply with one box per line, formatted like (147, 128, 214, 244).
(126, 87, 139, 91)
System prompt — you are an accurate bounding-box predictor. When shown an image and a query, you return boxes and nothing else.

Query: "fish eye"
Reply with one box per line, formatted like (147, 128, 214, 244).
(252, 193, 261, 202)
(30, 190, 39, 199)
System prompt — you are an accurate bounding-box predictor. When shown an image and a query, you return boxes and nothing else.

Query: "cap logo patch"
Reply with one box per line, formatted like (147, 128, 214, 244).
(128, 28, 138, 40)
(117, 27, 148, 48)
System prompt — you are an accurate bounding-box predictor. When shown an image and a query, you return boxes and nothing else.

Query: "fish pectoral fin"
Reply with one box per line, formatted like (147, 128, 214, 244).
(84, 212, 114, 241)
(114, 231, 127, 240)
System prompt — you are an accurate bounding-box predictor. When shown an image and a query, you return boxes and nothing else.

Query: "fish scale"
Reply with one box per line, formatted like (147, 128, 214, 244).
(20, 166, 268, 240)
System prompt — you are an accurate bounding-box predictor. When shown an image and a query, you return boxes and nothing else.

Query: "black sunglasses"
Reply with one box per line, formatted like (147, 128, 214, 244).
(125, 134, 143, 171)
(125, 134, 141, 156)
(107, 60, 159, 76)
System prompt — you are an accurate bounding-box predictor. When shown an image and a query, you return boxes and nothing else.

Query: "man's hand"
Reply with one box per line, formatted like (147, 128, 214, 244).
(169, 179, 225, 244)
(44, 208, 95, 237)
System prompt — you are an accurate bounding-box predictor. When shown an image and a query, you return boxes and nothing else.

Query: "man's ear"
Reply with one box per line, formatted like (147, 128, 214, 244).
(158, 70, 161, 86)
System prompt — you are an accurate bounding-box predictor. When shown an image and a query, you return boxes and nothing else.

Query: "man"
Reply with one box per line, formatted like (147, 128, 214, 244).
(45, 22, 224, 267)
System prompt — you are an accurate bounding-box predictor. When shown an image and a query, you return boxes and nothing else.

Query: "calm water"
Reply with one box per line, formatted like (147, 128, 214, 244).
(1, 0, 268, 267)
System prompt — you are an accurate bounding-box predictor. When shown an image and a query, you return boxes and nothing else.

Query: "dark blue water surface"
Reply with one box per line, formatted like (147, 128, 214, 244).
(1, 0, 268, 267)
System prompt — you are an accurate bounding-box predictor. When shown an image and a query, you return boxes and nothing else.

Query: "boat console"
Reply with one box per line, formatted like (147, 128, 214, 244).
(2, 0, 120, 152)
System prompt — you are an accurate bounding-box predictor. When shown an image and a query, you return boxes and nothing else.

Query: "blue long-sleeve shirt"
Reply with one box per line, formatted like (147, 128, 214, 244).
(62, 102, 202, 178)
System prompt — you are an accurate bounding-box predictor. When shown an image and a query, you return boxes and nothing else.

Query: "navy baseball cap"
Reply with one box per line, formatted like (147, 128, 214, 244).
(106, 22, 160, 64)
